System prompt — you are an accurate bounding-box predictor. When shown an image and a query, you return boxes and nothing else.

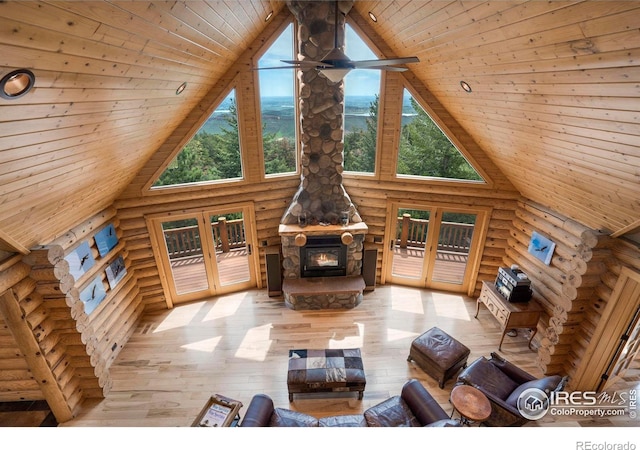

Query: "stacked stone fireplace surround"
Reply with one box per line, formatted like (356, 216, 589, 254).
(279, 1, 367, 310)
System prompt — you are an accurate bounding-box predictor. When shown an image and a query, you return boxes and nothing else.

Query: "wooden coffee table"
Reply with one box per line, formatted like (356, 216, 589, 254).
(450, 385, 491, 425)
(287, 348, 366, 401)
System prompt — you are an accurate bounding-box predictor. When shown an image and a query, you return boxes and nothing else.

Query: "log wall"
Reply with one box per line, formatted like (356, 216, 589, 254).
(0, 208, 141, 423)
(565, 237, 640, 390)
(504, 199, 613, 377)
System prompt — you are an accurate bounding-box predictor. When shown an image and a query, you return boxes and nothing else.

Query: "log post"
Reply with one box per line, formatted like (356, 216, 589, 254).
(400, 213, 411, 248)
(0, 290, 74, 422)
(217, 217, 230, 253)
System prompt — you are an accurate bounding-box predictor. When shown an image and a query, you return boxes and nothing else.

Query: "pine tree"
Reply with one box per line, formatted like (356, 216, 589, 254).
(398, 97, 481, 180)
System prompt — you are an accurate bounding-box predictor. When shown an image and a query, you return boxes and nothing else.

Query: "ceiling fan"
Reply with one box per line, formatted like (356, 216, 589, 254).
(257, 1, 419, 82)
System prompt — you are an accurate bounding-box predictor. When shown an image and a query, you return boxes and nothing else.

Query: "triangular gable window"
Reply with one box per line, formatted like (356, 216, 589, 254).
(397, 88, 483, 182)
(152, 89, 242, 188)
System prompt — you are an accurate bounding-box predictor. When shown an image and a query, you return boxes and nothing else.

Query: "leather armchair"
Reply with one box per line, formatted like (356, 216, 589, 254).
(455, 352, 566, 426)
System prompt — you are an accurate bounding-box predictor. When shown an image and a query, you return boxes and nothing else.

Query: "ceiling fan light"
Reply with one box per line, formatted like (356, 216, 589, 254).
(318, 68, 351, 82)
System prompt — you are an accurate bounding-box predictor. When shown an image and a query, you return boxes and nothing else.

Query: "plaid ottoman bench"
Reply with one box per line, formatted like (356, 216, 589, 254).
(407, 327, 470, 389)
(287, 348, 366, 401)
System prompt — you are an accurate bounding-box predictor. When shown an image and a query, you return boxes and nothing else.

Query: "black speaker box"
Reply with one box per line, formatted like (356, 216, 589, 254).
(362, 247, 377, 291)
(265, 248, 282, 297)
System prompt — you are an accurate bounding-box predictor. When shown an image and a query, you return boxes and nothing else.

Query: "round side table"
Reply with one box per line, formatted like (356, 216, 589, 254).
(450, 385, 491, 426)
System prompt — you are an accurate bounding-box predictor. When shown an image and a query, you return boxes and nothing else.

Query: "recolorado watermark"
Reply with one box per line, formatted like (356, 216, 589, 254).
(516, 387, 637, 421)
(576, 443, 636, 450)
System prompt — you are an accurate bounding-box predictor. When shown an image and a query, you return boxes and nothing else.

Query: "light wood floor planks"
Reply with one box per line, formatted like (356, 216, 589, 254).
(59, 284, 639, 435)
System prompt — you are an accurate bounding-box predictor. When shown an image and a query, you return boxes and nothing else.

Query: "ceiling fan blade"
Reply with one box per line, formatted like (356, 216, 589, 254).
(280, 59, 333, 67)
(253, 66, 300, 71)
(351, 57, 420, 68)
(362, 66, 409, 72)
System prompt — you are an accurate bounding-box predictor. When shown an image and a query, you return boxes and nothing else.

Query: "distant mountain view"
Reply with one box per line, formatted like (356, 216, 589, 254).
(199, 96, 416, 137)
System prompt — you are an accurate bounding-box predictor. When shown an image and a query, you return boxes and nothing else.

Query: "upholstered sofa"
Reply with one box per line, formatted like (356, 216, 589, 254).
(240, 379, 460, 427)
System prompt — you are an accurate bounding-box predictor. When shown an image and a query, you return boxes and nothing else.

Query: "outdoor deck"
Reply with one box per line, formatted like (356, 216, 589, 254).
(391, 247, 467, 283)
(170, 246, 467, 292)
(170, 248, 250, 293)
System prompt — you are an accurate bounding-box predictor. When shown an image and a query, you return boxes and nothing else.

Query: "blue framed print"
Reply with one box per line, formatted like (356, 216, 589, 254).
(528, 231, 556, 266)
(65, 241, 95, 280)
(94, 223, 118, 257)
(80, 276, 107, 315)
(105, 255, 127, 289)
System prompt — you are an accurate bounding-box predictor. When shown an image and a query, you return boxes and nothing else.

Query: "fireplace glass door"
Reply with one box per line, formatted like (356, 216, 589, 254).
(300, 236, 347, 277)
(148, 205, 257, 306)
(386, 202, 488, 293)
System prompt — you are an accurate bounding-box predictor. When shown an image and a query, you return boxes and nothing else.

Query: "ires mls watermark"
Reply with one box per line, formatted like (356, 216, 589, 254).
(515, 387, 637, 421)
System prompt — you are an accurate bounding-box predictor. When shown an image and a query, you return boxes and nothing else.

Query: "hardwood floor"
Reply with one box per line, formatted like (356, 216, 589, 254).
(53, 285, 638, 431)
(7, 284, 637, 447)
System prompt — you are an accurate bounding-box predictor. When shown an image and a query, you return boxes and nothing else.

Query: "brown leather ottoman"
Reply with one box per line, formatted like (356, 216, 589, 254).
(407, 327, 470, 389)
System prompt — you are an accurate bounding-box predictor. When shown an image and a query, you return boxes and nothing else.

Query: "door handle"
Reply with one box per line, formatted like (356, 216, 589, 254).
(247, 244, 252, 255)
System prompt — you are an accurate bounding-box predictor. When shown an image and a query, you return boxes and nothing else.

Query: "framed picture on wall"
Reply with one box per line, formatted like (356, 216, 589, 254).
(65, 241, 95, 280)
(80, 275, 107, 315)
(105, 255, 126, 289)
(94, 223, 118, 257)
(528, 231, 556, 266)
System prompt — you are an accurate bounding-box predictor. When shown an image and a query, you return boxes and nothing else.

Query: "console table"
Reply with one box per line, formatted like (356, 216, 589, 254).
(476, 281, 541, 350)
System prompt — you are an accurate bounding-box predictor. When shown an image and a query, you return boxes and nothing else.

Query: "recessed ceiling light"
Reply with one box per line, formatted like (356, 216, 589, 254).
(368, 11, 377, 22)
(0, 69, 35, 100)
(265, 10, 274, 22)
(176, 82, 187, 95)
(460, 80, 472, 93)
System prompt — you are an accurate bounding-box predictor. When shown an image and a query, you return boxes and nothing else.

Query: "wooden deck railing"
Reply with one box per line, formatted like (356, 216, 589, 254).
(163, 218, 245, 260)
(396, 214, 473, 254)
(163, 215, 472, 262)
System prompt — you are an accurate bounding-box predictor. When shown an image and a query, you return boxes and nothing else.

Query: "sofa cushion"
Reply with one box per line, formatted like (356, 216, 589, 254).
(364, 396, 420, 427)
(319, 414, 367, 427)
(459, 357, 520, 400)
(270, 407, 319, 427)
(425, 419, 462, 427)
(505, 375, 563, 407)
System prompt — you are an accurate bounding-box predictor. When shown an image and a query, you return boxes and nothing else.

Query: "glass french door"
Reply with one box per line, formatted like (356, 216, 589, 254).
(385, 202, 489, 294)
(148, 204, 258, 306)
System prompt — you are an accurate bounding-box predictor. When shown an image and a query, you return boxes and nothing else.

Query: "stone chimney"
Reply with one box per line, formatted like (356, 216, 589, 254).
(281, 0, 362, 226)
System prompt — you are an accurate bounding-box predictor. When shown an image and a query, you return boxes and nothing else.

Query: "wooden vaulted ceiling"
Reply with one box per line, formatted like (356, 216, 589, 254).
(1, 1, 639, 256)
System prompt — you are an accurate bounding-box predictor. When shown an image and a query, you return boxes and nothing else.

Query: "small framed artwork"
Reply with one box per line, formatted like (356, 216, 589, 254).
(80, 276, 107, 315)
(105, 255, 127, 289)
(192, 394, 243, 427)
(528, 231, 556, 265)
(94, 223, 118, 257)
(65, 241, 95, 280)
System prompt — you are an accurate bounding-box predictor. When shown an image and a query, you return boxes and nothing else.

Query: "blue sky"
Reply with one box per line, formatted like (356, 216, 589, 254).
(258, 24, 381, 97)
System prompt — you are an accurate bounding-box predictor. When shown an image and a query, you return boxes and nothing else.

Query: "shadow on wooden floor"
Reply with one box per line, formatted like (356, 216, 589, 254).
(0, 400, 57, 427)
